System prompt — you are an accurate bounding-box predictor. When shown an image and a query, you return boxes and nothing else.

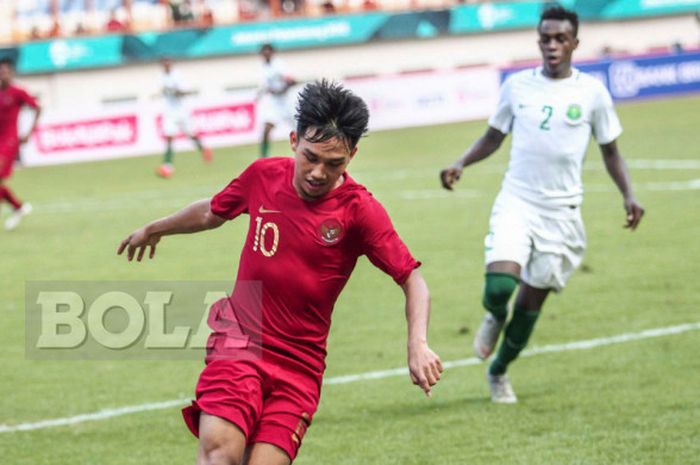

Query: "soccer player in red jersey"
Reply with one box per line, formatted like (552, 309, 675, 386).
(0, 58, 41, 231)
(118, 80, 443, 465)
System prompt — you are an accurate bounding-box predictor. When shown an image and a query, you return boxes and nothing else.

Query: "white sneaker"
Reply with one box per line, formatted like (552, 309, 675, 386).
(473, 313, 504, 360)
(487, 373, 517, 404)
(5, 202, 32, 231)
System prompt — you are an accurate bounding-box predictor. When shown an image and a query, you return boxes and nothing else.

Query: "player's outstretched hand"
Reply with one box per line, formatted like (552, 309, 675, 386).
(408, 341, 443, 398)
(623, 197, 645, 230)
(439, 165, 463, 191)
(117, 227, 161, 262)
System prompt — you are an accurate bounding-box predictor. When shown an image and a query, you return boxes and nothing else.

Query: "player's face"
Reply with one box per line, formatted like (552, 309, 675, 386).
(538, 19, 578, 78)
(290, 130, 357, 201)
(0, 63, 13, 87)
(261, 48, 273, 63)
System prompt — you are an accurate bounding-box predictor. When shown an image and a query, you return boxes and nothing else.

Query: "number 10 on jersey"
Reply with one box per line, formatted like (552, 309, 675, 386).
(253, 217, 280, 257)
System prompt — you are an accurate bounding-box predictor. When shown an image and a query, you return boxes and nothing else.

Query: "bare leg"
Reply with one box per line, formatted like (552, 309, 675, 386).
(514, 282, 551, 312)
(196, 412, 247, 465)
(486, 260, 521, 278)
(244, 443, 291, 465)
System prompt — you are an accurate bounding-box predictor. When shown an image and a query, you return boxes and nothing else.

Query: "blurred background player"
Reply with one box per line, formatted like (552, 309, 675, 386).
(440, 7, 644, 403)
(118, 80, 442, 464)
(0, 58, 41, 231)
(257, 43, 297, 158)
(157, 57, 212, 178)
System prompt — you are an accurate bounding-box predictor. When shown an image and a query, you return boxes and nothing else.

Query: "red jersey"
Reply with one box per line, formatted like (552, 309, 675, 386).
(208, 157, 419, 379)
(0, 84, 39, 144)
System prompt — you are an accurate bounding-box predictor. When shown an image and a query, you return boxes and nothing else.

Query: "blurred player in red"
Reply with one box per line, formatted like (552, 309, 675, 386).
(119, 80, 443, 464)
(0, 58, 41, 231)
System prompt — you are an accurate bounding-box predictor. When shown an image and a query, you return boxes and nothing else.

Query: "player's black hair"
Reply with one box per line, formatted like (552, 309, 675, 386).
(539, 6, 579, 37)
(0, 57, 15, 68)
(295, 79, 369, 151)
(260, 43, 274, 53)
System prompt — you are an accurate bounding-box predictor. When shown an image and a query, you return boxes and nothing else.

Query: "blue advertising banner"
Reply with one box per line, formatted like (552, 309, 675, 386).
(500, 51, 700, 101)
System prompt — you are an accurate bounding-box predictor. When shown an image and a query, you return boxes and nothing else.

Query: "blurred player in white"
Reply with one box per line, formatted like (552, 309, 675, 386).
(440, 7, 644, 403)
(157, 58, 212, 178)
(257, 43, 296, 158)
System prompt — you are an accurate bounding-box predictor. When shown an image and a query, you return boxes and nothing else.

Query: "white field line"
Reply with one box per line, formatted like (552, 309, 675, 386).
(1, 321, 698, 434)
(400, 178, 700, 199)
(29, 159, 700, 214)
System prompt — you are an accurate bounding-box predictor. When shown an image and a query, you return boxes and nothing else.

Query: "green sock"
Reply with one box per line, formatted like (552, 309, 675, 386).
(260, 139, 269, 158)
(163, 142, 174, 164)
(191, 136, 204, 152)
(482, 272, 519, 321)
(489, 306, 540, 375)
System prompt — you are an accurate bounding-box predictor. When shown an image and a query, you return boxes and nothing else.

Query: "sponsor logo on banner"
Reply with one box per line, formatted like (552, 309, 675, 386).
(35, 115, 138, 154)
(49, 40, 90, 68)
(609, 58, 700, 98)
(156, 103, 255, 138)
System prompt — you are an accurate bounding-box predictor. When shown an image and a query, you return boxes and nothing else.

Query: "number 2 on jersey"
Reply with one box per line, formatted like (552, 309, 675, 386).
(540, 105, 553, 130)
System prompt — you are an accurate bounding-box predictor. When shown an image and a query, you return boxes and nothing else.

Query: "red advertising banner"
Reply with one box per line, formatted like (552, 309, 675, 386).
(34, 115, 138, 154)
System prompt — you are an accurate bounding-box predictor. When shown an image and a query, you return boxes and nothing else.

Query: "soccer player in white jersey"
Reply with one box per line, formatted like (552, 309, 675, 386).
(440, 7, 644, 403)
(257, 43, 296, 158)
(157, 58, 212, 178)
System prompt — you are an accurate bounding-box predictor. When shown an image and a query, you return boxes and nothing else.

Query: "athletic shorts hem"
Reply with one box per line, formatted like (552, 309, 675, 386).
(182, 400, 250, 439)
(251, 432, 297, 461)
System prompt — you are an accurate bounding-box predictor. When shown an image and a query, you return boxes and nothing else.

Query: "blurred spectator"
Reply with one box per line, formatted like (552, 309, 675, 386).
(29, 27, 42, 41)
(200, 7, 215, 27)
(321, 0, 336, 14)
(238, 0, 261, 21)
(74, 22, 88, 35)
(169, 0, 196, 25)
(48, 19, 62, 38)
(105, 9, 128, 32)
(362, 0, 378, 10)
(281, 0, 303, 15)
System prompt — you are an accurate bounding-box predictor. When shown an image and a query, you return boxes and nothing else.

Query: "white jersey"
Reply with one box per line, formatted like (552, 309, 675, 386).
(261, 58, 290, 97)
(488, 67, 622, 209)
(161, 70, 187, 112)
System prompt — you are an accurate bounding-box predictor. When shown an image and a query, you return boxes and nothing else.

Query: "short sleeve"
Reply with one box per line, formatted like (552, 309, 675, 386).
(210, 163, 256, 220)
(487, 77, 514, 134)
(19, 88, 39, 109)
(355, 196, 420, 285)
(592, 84, 622, 145)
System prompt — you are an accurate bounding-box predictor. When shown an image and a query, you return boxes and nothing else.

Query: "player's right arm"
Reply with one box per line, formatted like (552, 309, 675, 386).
(117, 199, 225, 261)
(441, 75, 515, 190)
(440, 126, 506, 190)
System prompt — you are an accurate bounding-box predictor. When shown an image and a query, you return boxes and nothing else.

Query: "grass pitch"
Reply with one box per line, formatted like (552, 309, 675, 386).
(1, 94, 699, 464)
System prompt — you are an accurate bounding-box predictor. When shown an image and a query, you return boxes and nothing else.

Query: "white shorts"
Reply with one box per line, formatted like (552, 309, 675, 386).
(484, 190, 586, 292)
(259, 94, 294, 127)
(162, 108, 193, 137)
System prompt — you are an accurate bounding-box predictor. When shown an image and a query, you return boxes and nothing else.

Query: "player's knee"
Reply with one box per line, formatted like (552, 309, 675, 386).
(482, 272, 519, 312)
(201, 443, 242, 465)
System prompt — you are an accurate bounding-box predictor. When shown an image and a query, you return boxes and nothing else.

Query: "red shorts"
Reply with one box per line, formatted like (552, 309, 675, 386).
(182, 357, 321, 461)
(0, 141, 19, 179)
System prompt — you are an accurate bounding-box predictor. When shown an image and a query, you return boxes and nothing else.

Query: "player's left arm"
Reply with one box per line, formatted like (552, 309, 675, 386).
(599, 140, 645, 230)
(401, 269, 443, 397)
(19, 96, 42, 145)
